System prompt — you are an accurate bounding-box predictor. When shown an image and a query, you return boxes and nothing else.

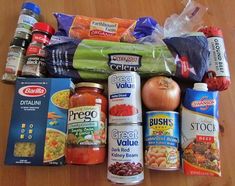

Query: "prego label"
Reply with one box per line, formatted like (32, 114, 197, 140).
(107, 124, 144, 184)
(67, 106, 106, 146)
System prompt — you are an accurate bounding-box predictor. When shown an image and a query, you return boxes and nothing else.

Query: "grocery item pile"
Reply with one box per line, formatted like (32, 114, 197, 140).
(2, 0, 231, 184)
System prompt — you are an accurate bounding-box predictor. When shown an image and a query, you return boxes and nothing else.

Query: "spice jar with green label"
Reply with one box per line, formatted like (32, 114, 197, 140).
(66, 82, 107, 165)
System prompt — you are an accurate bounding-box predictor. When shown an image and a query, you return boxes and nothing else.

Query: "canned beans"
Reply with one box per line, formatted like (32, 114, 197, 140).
(145, 146, 179, 169)
(144, 111, 180, 170)
(108, 162, 143, 176)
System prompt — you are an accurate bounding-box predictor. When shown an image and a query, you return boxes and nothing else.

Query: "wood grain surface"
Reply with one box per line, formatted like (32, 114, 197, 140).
(0, 0, 235, 186)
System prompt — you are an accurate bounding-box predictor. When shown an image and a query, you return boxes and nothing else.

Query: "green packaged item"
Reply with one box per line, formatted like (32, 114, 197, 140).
(73, 40, 175, 77)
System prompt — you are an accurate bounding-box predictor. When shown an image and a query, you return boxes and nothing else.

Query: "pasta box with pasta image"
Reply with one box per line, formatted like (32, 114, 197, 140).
(5, 78, 74, 166)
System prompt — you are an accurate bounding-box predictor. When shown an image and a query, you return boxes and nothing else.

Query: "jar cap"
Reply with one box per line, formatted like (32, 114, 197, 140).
(10, 37, 29, 48)
(33, 22, 55, 35)
(75, 82, 104, 90)
(193, 83, 208, 91)
(22, 2, 41, 15)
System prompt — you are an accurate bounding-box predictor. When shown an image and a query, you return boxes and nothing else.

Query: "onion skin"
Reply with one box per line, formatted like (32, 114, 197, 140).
(142, 76, 181, 111)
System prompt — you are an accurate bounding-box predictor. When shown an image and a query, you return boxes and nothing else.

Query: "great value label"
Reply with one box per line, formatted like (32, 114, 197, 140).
(108, 72, 142, 124)
(107, 124, 144, 184)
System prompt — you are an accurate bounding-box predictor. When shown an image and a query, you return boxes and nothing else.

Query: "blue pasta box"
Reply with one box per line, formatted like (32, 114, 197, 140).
(5, 78, 74, 166)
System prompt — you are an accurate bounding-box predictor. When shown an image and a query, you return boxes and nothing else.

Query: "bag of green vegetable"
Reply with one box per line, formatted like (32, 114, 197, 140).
(73, 39, 175, 77)
(45, 35, 209, 82)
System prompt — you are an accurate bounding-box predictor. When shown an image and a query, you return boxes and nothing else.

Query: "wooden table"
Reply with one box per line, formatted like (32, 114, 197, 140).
(0, 0, 235, 185)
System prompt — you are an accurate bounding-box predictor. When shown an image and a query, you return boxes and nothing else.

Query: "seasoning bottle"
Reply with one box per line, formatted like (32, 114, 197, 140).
(2, 38, 29, 83)
(66, 82, 107, 165)
(14, 2, 41, 41)
(22, 22, 55, 77)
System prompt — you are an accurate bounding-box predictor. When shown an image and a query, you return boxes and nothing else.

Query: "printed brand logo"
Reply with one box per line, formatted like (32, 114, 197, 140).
(111, 129, 139, 146)
(90, 21, 118, 36)
(33, 34, 49, 44)
(149, 114, 174, 135)
(18, 86, 46, 97)
(68, 106, 99, 123)
(180, 56, 190, 78)
(90, 21, 118, 32)
(110, 74, 135, 89)
(191, 97, 216, 110)
(90, 30, 115, 36)
(108, 54, 142, 71)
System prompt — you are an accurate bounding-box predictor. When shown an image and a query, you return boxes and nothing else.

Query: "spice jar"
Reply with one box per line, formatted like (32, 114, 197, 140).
(66, 82, 107, 165)
(14, 2, 40, 41)
(22, 22, 55, 77)
(2, 38, 29, 83)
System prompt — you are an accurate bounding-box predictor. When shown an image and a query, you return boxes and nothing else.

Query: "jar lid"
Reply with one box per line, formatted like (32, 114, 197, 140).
(193, 83, 208, 91)
(76, 82, 104, 90)
(33, 22, 55, 35)
(10, 37, 29, 48)
(22, 2, 41, 15)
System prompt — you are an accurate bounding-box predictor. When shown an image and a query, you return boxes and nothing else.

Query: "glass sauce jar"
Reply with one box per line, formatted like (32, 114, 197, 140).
(66, 82, 107, 165)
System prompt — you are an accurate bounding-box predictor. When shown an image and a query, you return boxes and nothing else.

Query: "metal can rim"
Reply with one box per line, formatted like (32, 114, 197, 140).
(107, 179, 144, 185)
(110, 71, 140, 76)
(146, 111, 179, 115)
(146, 166, 180, 171)
(109, 123, 142, 126)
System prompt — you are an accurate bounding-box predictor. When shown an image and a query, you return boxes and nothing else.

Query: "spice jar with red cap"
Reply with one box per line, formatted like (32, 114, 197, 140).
(22, 22, 55, 77)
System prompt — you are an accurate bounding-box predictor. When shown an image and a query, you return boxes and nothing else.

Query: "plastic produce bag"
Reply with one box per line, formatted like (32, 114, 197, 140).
(163, 32, 209, 82)
(45, 34, 209, 82)
(45, 36, 81, 81)
(136, 0, 207, 44)
(163, 0, 207, 37)
(54, 13, 158, 43)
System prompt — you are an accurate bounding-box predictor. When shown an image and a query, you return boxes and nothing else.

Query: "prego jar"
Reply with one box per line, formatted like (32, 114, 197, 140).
(66, 82, 107, 165)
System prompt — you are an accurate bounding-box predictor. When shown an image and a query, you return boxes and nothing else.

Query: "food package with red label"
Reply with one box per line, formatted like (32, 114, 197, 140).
(199, 26, 231, 91)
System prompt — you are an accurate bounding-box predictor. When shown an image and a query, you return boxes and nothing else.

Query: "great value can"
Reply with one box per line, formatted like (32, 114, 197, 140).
(144, 111, 180, 170)
(108, 71, 142, 124)
(107, 124, 144, 185)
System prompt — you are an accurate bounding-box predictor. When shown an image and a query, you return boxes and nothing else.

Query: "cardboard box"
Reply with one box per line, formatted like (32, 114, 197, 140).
(5, 78, 74, 165)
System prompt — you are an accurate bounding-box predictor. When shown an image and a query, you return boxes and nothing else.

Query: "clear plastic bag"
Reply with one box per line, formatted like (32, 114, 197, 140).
(135, 0, 209, 82)
(164, 0, 207, 37)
